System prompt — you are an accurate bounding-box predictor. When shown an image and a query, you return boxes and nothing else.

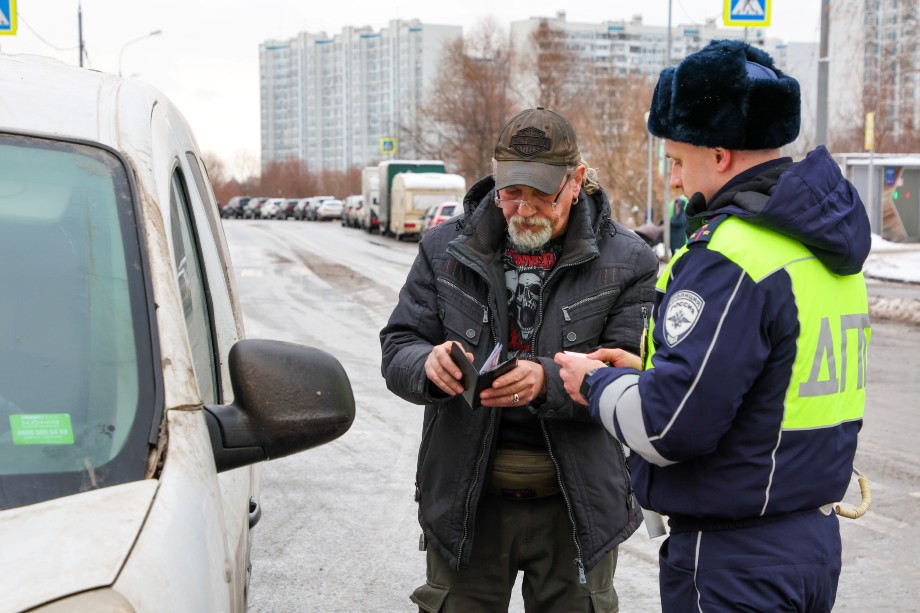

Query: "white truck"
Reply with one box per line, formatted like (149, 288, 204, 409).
(360, 166, 380, 232)
(376, 160, 446, 236)
(388, 172, 467, 241)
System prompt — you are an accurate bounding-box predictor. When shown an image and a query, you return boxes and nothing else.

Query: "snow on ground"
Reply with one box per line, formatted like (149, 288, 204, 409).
(864, 234, 920, 325)
(864, 235, 920, 285)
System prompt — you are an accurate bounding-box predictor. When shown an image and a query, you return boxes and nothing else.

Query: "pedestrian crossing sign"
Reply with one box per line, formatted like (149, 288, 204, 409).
(724, 0, 771, 27)
(380, 137, 397, 155)
(0, 0, 16, 35)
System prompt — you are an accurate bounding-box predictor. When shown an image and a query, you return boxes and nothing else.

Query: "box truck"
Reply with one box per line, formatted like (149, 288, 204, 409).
(389, 173, 467, 240)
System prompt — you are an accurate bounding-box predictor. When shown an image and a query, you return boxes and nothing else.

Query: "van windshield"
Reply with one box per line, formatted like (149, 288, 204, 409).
(0, 135, 156, 511)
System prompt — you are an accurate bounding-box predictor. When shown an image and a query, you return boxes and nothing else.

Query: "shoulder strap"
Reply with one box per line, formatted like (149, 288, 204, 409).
(687, 214, 729, 245)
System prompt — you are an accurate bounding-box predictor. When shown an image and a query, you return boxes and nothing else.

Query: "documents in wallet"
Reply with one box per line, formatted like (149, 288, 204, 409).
(450, 342, 518, 410)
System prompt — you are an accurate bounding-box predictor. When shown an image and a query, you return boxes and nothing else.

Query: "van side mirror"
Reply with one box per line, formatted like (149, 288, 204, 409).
(204, 339, 355, 472)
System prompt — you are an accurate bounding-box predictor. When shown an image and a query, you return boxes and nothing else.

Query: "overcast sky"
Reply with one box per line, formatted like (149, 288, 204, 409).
(1, 0, 821, 177)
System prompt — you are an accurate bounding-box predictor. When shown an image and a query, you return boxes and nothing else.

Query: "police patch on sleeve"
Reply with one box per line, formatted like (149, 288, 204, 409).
(664, 290, 705, 347)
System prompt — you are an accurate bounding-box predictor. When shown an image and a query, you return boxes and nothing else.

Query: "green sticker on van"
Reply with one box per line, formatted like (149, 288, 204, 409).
(10, 413, 75, 445)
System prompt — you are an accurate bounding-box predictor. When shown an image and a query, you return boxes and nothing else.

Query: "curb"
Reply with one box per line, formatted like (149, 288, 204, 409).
(864, 272, 920, 286)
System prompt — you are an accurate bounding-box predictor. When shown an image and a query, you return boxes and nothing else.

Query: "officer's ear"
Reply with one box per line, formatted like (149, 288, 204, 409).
(713, 148, 732, 172)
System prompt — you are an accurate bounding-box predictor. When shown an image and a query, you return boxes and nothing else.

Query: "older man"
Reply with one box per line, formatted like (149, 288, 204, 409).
(556, 40, 872, 612)
(380, 107, 658, 611)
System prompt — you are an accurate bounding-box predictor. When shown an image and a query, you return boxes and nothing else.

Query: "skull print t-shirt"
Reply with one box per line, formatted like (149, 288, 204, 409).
(500, 236, 564, 448)
(503, 237, 564, 359)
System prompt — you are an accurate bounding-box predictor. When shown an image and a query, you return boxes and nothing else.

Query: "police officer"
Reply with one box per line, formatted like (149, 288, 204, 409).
(555, 40, 872, 612)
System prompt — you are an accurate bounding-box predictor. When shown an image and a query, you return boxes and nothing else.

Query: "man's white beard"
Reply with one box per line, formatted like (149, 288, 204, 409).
(508, 214, 553, 251)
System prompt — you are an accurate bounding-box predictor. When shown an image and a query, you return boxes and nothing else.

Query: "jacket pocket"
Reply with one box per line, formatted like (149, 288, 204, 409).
(560, 289, 620, 351)
(437, 278, 489, 349)
(415, 408, 441, 501)
(590, 585, 620, 612)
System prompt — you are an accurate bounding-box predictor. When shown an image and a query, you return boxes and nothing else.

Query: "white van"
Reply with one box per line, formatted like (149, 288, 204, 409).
(0, 54, 355, 612)
(389, 173, 466, 240)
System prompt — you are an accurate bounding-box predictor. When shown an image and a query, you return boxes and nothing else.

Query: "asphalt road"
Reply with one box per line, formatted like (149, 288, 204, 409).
(222, 219, 920, 612)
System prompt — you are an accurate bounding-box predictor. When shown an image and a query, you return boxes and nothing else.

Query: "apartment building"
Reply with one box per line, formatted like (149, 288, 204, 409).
(260, 20, 461, 172)
(828, 0, 920, 147)
(507, 12, 816, 145)
(510, 12, 768, 78)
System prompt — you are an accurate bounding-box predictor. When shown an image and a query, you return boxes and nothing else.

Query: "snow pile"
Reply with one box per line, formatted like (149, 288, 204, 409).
(869, 296, 920, 325)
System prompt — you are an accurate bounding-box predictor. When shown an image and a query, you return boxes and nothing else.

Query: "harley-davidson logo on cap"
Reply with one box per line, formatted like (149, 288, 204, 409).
(510, 127, 552, 157)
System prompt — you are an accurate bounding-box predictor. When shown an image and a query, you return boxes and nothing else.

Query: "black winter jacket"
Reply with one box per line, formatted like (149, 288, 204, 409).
(380, 176, 658, 576)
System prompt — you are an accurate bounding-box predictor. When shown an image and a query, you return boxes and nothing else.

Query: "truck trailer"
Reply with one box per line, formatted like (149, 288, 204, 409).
(389, 173, 466, 240)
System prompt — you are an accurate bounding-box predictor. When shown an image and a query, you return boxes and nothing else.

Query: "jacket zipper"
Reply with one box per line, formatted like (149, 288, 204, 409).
(541, 421, 587, 584)
(639, 306, 650, 367)
(456, 402, 496, 567)
(447, 245, 589, 571)
(455, 297, 496, 567)
(561, 289, 618, 322)
(532, 256, 595, 584)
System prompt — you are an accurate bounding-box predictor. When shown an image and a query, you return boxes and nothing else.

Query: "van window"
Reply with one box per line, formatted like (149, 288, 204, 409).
(0, 135, 156, 510)
(169, 170, 218, 404)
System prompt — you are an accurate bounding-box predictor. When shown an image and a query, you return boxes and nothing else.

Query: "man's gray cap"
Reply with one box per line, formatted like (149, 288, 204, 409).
(494, 107, 580, 194)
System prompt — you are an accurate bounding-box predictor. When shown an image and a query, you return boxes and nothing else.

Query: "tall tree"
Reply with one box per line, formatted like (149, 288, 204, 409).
(570, 72, 661, 227)
(520, 21, 663, 225)
(403, 18, 517, 182)
(523, 19, 580, 114)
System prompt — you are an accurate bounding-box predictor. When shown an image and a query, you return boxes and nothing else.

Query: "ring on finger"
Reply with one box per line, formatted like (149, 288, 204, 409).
(512, 392, 520, 404)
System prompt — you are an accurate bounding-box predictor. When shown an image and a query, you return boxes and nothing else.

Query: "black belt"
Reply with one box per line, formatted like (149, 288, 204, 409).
(667, 509, 816, 534)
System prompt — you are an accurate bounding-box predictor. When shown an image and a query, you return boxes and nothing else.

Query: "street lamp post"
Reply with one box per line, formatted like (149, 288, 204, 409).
(663, 0, 673, 256)
(118, 30, 162, 77)
(645, 112, 653, 226)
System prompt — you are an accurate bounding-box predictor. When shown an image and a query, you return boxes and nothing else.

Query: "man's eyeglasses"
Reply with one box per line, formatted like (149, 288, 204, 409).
(495, 171, 573, 213)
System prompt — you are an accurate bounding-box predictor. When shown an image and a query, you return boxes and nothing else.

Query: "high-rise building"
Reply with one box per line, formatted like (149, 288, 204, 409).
(508, 13, 813, 146)
(260, 20, 461, 172)
(510, 12, 769, 79)
(828, 0, 920, 148)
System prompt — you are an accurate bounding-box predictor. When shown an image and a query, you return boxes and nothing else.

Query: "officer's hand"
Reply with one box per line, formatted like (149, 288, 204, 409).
(554, 353, 607, 405)
(479, 360, 545, 408)
(588, 347, 641, 370)
(424, 341, 471, 396)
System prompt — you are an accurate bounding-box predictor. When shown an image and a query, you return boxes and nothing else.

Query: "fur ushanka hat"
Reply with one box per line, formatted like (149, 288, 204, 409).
(647, 39, 801, 150)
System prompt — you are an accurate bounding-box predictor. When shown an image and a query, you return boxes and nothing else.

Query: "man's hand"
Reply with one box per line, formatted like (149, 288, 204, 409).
(554, 353, 608, 405)
(587, 347, 641, 370)
(425, 341, 471, 396)
(479, 360, 546, 408)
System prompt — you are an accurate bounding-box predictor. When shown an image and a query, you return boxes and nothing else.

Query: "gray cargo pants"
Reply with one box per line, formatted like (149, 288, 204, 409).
(411, 492, 619, 612)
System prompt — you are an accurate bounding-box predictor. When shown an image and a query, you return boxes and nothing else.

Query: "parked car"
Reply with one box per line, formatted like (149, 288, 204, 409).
(293, 197, 311, 220)
(420, 201, 459, 235)
(0, 54, 355, 612)
(260, 197, 285, 220)
(342, 195, 363, 228)
(280, 199, 298, 219)
(221, 195, 250, 219)
(243, 196, 267, 219)
(305, 195, 336, 221)
(315, 199, 344, 221)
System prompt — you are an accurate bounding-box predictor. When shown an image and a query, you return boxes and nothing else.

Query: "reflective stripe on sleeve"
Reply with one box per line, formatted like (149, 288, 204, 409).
(597, 373, 675, 467)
